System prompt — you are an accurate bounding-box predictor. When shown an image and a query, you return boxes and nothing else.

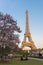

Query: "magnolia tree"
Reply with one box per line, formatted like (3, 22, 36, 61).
(0, 12, 21, 57)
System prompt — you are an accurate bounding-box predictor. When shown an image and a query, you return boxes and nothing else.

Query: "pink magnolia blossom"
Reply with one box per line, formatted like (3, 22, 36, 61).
(0, 12, 21, 51)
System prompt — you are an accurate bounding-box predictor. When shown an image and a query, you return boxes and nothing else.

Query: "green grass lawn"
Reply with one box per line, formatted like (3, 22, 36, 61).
(0, 58, 43, 65)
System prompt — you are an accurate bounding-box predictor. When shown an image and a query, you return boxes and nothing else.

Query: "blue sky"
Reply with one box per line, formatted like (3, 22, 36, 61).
(0, 0, 43, 48)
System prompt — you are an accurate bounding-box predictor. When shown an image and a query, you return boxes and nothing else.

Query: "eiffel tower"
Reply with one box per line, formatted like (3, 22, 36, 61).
(22, 10, 37, 50)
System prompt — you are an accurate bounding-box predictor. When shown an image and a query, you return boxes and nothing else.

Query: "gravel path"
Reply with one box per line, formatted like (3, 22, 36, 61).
(28, 57, 43, 61)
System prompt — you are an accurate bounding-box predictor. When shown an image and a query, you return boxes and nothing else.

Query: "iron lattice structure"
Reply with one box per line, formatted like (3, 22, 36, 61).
(22, 10, 37, 50)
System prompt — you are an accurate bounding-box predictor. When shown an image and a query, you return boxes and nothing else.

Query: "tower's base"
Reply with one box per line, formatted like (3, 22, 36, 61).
(22, 41, 37, 50)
